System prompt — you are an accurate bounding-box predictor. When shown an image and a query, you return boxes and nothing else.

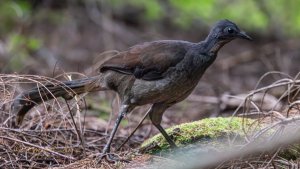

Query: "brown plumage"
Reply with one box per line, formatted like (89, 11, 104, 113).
(100, 40, 189, 80)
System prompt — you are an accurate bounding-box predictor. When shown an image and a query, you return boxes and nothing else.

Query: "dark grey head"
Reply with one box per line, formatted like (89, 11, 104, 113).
(208, 19, 252, 41)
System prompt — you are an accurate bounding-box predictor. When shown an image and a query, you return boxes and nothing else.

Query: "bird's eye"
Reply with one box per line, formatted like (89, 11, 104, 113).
(226, 27, 235, 34)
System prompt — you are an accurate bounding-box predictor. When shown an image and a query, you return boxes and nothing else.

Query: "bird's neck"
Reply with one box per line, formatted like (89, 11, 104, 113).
(202, 36, 230, 56)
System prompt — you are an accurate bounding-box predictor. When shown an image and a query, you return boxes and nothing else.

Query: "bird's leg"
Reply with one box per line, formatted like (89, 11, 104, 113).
(100, 104, 132, 162)
(116, 107, 151, 151)
(149, 103, 177, 148)
(154, 123, 177, 148)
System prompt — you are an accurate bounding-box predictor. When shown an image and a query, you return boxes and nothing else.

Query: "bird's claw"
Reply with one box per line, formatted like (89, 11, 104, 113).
(95, 152, 129, 164)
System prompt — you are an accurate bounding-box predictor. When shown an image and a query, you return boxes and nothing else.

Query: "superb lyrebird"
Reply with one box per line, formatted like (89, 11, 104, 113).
(12, 19, 252, 160)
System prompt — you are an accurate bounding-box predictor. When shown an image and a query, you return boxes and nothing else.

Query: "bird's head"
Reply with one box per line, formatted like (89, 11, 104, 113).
(208, 19, 252, 41)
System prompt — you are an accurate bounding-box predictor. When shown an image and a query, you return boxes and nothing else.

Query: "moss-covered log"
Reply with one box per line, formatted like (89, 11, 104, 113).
(140, 117, 255, 154)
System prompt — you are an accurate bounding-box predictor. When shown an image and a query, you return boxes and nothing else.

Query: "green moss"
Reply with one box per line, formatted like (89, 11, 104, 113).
(140, 117, 255, 154)
(280, 144, 300, 160)
(140, 117, 300, 160)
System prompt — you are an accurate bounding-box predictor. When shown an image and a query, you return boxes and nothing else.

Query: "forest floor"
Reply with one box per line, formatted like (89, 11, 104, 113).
(2, 5, 300, 168)
(2, 39, 300, 168)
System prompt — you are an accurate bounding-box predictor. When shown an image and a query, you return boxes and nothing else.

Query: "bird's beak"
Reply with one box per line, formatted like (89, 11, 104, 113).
(238, 31, 252, 41)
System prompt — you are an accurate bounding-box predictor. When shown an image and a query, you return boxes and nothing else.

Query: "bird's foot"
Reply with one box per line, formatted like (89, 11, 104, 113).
(170, 143, 178, 149)
(95, 152, 129, 163)
(98, 153, 117, 163)
(166, 139, 178, 149)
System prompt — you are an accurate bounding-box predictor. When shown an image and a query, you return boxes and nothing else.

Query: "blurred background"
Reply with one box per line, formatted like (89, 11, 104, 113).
(1, 0, 300, 125)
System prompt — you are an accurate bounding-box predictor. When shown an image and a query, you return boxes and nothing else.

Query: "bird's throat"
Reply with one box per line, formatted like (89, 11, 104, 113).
(204, 37, 231, 56)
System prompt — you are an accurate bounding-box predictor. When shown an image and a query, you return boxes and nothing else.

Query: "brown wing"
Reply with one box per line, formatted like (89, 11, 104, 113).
(99, 40, 191, 80)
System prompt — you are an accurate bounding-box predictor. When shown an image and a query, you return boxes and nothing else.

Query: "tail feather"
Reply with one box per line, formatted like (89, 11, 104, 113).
(11, 75, 105, 126)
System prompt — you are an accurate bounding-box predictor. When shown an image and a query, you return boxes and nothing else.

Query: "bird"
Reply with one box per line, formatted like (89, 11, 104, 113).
(11, 19, 252, 161)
